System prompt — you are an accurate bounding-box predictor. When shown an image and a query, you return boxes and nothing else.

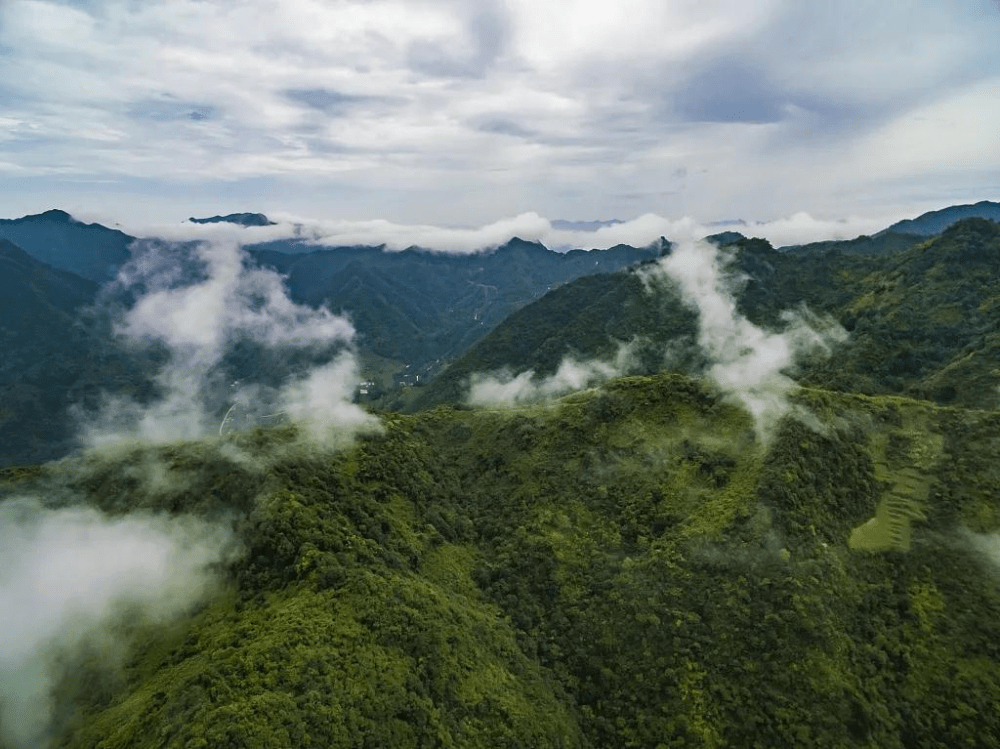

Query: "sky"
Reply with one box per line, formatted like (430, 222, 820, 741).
(1, 0, 999, 247)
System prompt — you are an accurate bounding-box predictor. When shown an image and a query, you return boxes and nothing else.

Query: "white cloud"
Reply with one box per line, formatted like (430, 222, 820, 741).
(467, 341, 640, 407)
(739, 213, 905, 247)
(508, 0, 778, 72)
(75, 206, 920, 254)
(76, 238, 378, 448)
(0, 497, 233, 749)
(641, 235, 846, 441)
(0, 0, 997, 225)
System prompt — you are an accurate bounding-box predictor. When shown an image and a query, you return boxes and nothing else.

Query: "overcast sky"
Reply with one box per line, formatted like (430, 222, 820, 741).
(1, 0, 999, 246)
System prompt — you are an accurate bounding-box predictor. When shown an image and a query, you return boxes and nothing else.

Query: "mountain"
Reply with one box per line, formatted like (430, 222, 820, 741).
(411, 237, 845, 409)
(780, 230, 924, 257)
(189, 212, 277, 227)
(704, 230, 746, 246)
(881, 200, 1000, 236)
(5, 373, 1000, 747)
(0, 241, 108, 465)
(5, 205, 1000, 747)
(0, 209, 133, 282)
(412, 269, 699, 408)
(416, 219, 1000, 412)
(250, 237, 661, 389)
(4, 207, 998, 466)
(0, 226, 659, 466)
(807, 217, 1000, 404)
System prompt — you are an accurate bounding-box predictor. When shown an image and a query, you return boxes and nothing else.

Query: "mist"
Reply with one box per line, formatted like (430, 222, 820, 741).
(644, 237, 846, 441)
(97, 209, 902, 256)
(466, 342, 640, 408)
(0, 232, 380, 747)
(0, 497, 234, 749)
(76, 238, 380, 449)
(965, 529, 1000, 571)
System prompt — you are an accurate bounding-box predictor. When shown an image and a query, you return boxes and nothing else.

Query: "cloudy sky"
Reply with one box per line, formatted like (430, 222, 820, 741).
(1, 0, 998, 244)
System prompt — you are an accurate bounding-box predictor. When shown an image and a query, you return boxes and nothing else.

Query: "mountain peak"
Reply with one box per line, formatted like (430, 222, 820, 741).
(0, 208, 75, 224)
(497, 236, 549, 252)
(38, 208, 74, 222)
(188, 213, 276, 227)
(704, 231, 746, 246)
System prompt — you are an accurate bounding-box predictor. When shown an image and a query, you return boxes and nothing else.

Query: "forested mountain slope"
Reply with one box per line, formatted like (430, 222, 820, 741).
(0, 210, 133, 283)
(4, 374, 1000, 748)
(882, 199, 1000, 236)
(417, 219, 1000, 411)
(808, 217, 1000, 404)
(0, 228, 656, 466)
(251, 238, 660, 374)
(0, 241, 146, 465)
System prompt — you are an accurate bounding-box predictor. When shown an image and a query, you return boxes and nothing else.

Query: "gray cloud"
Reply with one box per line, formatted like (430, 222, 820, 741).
(0, 0, 998, 226)
(127, 97, 218, 123)
(670, 57, 789, 125)
(405, 0, 512, 79)
(474, 116, 538, 139)
(282, 88, 398, 117)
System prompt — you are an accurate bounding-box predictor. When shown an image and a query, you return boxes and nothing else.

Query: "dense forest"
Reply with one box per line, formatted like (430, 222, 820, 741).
(3, 373, 1000, 748)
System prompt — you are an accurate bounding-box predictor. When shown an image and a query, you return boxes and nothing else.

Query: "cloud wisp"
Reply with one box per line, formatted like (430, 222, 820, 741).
(76, 238, 379, 449)
(0, 232, 383, 747)
(466, 341, 641, 407)
(0, 497, 234, 749)
(643, 236, 845, 441)
(93, 208, 912, 257)
(462, 235, 844, 440)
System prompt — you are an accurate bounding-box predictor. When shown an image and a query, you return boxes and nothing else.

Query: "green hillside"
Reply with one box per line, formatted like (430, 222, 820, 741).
(4, 374, 1000, 748)
(808, 217, 1000, 405)
(416, 218, 1000, 411)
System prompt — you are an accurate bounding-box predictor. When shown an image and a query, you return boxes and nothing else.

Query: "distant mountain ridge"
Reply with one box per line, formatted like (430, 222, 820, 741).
(3, 202, 1000, 466)
(779, 231, 925, 257)
(550, 218, 624, 231)
(880, 200, 1000, 236)
(250, 236, 661, 383)
(0, 240, 148, 465)
(0, 209, 133, 282)
(0, 226, 659, 465)
(188, 212, 277, 226)
(416, 218, 1000, 412)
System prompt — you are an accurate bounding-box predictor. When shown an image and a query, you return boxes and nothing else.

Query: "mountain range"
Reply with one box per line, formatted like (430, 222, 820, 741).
(1, 199, 1000, 748)
(1, 202, 999, 467)
(189, 212, 277, 226)
(415, 218, 1000, 413)
(880, 200, 1000, 236)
